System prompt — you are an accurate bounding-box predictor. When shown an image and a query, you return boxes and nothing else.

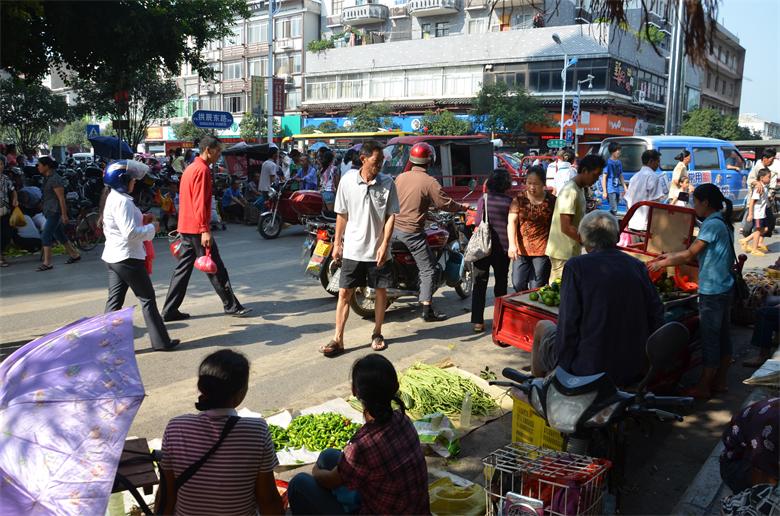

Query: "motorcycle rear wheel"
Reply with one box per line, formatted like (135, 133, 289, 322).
(454, 260, 474, 299)
(350, 287, 394, 318)
(258, 213, 282, 239)
(319, 256, 340, 297)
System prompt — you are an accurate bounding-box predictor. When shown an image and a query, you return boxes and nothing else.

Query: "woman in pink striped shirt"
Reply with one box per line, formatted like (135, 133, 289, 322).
(157, 350, 283, 515)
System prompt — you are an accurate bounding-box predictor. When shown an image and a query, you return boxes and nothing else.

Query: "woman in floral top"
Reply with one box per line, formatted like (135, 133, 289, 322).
(720, 397, 778, 493)
(508, 165, 556, 291)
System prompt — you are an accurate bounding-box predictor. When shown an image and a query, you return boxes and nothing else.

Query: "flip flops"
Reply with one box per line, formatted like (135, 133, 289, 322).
(371, 334, 387, 351)
(320, 340, 344, 358)
(36, 264, 54, 272)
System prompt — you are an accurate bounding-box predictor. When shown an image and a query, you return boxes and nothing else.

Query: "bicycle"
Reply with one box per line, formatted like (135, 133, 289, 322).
(64, 206, 103, 252)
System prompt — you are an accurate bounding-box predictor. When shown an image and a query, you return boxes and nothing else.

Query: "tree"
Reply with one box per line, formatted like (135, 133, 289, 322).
(300, 125, 317, 135)
(318, 120, 339, 133)
(240, 112, 262, 142)
(471, 82, 548, 136)
(71, 67, 181, 149)
(348, 103, 394, 132)
(421, 110, 471, 135)
(0, 78, 71, 153)
(172, 120, 214, 142)
(681, 108, 761, 141)
(49, 119, 90, 149)
(1, 1, 249, 82)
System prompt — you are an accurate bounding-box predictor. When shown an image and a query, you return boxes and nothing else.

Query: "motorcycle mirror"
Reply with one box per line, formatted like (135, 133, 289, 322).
(638, 322, 689, 393)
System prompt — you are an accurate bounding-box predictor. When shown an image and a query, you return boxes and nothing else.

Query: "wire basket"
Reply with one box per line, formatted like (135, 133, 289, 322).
(483, 442, 611, 516)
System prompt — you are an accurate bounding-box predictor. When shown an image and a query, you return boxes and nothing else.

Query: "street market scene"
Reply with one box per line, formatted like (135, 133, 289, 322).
(0, 0, 779, 515)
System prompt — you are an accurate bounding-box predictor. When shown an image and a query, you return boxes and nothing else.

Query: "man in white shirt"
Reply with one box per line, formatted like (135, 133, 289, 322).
(256, 148, 278, 210)
(547, 149, 576, 195)
(625, 149, 666, 232)
(747, 148, 777, 233)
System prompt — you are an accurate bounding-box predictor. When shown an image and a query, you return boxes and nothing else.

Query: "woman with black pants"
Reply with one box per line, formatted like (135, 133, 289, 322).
(471, 169, 513, 332)
(102, 160, 179, 352)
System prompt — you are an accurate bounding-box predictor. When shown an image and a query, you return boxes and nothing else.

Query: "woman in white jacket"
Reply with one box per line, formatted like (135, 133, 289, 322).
(102, 160, 179, 352)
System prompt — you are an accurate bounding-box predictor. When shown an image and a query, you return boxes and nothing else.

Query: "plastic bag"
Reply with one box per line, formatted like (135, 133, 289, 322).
(9, 207, 26, 228)
(429, 477, 485, 516)
(195, 248, 217, 274)
(143, 240, 155, 275)
(413, 413, 459, 458)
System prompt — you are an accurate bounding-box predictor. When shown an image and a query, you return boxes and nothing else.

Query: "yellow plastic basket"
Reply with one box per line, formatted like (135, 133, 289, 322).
(511, 396, 564, 451)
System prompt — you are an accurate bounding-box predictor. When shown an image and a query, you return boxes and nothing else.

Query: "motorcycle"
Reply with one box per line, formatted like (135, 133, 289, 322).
(302, 217, 339, 296)
(257, 178, 325, 239)
(330, 210, 473, 317)
(490, 321, 694, 510)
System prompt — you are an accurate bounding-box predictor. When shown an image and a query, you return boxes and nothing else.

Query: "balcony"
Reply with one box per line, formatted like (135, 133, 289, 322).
(246, 42, 270, 56)
(464, 0, 488, 10)
(221, 79, 246, 94)
(389, 5, 408, 18)
(326, 14, 342, 27)
(575, 7, 592, 24)
(222, 45, 246, 59)
(341, 4, 389, 26)
(408, 0, 460, 17)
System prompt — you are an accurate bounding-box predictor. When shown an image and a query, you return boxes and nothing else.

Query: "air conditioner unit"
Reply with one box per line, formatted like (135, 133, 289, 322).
(206, 84, 216, 93)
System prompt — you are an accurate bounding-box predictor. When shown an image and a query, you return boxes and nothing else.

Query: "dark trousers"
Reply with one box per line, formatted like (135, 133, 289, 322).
(471, 251, 510, 324)
(751, 304, 780, 351)
(0, 213, 11, 252)
(699, 290, 733, 368)
(106, 259, 173, 350)
(512, 255, 551, 292)
(162, 233, 241, 316)
(394, 230, 437, 303)
(288, 449, 357, 515)
(223, 203, 244, 221)
(12, 234, 41, 253)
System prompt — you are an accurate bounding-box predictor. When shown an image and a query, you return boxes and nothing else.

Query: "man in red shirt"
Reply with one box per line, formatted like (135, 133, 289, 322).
(162, 136, 250, 320)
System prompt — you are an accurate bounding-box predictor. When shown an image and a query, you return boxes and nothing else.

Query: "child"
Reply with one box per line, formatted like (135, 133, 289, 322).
(673, 176, 691, 206)
(741, 169, 772, 255)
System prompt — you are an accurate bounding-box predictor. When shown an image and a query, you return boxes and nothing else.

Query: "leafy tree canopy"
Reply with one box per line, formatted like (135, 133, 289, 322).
(1, 0, 249, 84)
(681, 108, 760, 141)
(472, 82, 548, 136)
(0, 78, 72, 153)
(49, 118, 91, 149)
(172, 119, 215, 143)
(348, 103, 394, 132)
(421, 111, 471, 136)
(318, 120, 340, 133)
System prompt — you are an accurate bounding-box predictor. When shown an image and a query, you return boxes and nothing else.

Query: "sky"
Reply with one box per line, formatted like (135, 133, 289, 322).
(718, 0, 780, 122)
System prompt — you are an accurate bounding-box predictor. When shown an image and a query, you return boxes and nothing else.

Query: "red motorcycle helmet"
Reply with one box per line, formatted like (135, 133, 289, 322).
(409, 142, 436, 166)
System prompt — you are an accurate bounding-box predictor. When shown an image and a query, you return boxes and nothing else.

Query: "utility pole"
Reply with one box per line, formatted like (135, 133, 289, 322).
(267, 0, 276, 145)
(664, 0, 685, 135)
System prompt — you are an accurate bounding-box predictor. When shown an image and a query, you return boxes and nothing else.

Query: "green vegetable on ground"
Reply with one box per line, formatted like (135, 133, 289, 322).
(398, 363, 498, 419)
(269, 412, 361, 452)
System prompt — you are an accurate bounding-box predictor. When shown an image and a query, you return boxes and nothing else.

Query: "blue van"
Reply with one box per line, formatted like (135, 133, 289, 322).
(594, 136, 750, 219)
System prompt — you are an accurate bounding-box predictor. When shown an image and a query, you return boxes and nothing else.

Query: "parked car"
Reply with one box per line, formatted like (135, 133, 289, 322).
(596, 136, 750, 219)
(72, 152, 94, 165)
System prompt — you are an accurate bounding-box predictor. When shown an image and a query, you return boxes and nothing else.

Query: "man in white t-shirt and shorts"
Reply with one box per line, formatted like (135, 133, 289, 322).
(255, 147, 278, 211)
(320, 140, 400, 357)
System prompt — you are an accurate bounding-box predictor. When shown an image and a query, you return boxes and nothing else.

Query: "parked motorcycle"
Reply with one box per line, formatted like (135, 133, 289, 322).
(302, 217, 339, 296)
(257, 179, 325, 239)
(328, 210, 473, 317)
(490, 321, 694, 510)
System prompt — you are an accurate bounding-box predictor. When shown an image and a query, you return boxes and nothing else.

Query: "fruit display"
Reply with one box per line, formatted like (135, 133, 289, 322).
(528, 279, 562, 307)
(653, 272, 694, 302)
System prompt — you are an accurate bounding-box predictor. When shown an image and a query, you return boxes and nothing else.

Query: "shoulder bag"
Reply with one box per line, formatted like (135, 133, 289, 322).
(718, 218, 750, 303)
(464, 193, 492, 262)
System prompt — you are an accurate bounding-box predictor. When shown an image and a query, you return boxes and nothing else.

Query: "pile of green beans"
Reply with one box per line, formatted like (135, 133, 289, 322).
(399, 363, 498, 418)
(269, 413, 361, 452)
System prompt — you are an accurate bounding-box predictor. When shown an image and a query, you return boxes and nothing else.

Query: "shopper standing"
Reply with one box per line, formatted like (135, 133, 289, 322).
(162, 137, 251, 321)
(102, 160, 179, 352)
(37, 156, 81, 271)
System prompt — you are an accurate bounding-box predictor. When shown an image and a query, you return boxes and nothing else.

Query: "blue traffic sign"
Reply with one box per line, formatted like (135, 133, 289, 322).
(86, 124, 100, 139)
(192, 110, 233, 129)
(565, 128, 574, 141)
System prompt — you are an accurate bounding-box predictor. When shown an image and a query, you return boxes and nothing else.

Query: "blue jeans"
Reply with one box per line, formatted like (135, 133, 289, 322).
(41, 213, 67, 246)
(607, 192, 620, 215)
(512, 255, 551, 292)
(253, 192, 269, 211)
(288, 449, 360, 515)
(699, 290, 733, 368)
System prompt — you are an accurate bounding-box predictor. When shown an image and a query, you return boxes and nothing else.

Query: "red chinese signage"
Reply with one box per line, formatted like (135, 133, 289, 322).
(273, 78, 286, 117)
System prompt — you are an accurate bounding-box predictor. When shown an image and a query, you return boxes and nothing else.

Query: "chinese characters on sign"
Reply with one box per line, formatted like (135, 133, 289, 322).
(611, 61, 635, 95)
(273, 78, 286, 117)
(192, 110, 234, 129)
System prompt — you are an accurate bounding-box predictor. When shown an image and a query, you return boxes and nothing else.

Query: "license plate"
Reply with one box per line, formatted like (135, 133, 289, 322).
(313, 240, 332, 258)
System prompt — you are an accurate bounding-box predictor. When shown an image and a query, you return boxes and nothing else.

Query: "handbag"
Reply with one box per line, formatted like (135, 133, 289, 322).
(464, 194, 492, 263)
(169, 231, 184, 259)
(720, 218, 750, 303)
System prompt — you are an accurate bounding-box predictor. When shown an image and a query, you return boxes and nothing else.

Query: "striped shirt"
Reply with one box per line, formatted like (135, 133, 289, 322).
(476, 193, 513, 255)
(161, 409, 278, 516)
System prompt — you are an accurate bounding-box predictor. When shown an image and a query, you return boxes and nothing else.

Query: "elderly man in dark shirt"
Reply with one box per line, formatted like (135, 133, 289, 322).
(531, 210, 664, 387)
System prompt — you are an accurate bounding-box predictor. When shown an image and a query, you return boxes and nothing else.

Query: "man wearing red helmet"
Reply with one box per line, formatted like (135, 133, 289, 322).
(395, 142, 470, 321)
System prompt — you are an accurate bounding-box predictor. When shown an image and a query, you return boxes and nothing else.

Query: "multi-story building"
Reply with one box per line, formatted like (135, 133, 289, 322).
(157, 0, 322, 144)
(698, 22, 745, 117)
(739, 113, 780, 140)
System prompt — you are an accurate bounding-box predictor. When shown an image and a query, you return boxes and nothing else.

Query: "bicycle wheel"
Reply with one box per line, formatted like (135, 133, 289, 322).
(75, 212, 103, 251)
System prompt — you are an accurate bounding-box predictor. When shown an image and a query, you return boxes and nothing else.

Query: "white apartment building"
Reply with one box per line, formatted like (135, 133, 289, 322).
(739, 114, 780, 141)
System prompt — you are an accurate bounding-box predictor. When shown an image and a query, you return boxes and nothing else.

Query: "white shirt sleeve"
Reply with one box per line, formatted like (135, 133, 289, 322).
(116, 197, 155, 243)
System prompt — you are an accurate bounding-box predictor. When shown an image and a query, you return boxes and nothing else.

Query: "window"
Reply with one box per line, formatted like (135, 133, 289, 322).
(341, 74, 363, 99)
(292, 53, 302, 74)
(421, 23, 431, 39)
(286, 89, 301, 110)
(657, 147, 686, 171)
(247, 22, 268, 44)
(223, 94, 243, 113)
(274, 53, 302, 75)
(468, 18, 486, 34)
(199, 95, 218, 110)
(370, 71, 404, 99)
(223, 61, 244, 80)
(276, 16, 302, 39)
(332, 0, 344, 14)
(407, 70, 442, 97)
(223, 25, 244, 46)
(692, 147, 720, 170)
(511, 12, 533, 29)
(435, 22, 449, 37)
(187, 95, 198, 116)
(249, 57, 268, 77)
(706, 72, 711, 89)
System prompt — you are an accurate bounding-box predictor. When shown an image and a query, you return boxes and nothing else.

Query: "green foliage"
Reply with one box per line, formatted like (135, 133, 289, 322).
(1, 0, 249, 82)
(681, 108, 761, 141)
(348, 103, 394, 132)
(421, 110, 471, 135)
(318, 120, 340, 133)
(49, 119, 91, 149)
(472, 82, 548, 135)
(307, 39, 335, 53)
(640, 25, 667, 46)
(172, 120, 214, 142)
(0, 78, 72, 153)
(300, 125, 317, 134)
(71, 66, 180, 149)
(239, 112, 261, 142)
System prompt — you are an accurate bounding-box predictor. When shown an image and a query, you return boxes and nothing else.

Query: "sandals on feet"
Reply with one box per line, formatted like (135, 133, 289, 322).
(371, 333, 387, 351)
(66, 256, 81, 264)
(0, 261, 9, 268)
(320, 340, 344, 358)
(36, 264, 54, 271)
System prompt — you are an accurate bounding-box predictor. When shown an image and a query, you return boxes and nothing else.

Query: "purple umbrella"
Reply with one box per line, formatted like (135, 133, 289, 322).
(0, 308, 145, 515)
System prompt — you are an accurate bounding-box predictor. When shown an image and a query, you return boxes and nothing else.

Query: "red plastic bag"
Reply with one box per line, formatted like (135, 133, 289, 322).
(195, 247, 217, 274)
(169, 234, 184, 259)
(143, 240, 155, 275)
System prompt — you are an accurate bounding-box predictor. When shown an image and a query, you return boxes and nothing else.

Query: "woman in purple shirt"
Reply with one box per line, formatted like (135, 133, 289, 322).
(471, 169, 513, 332)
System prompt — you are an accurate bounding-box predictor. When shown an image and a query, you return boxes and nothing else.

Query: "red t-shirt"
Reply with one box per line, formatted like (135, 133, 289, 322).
(177, 157, 212, 234)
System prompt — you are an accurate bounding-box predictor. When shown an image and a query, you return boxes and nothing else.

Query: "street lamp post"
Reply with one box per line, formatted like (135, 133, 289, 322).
(552, 33, 577, 143)
(573, 74, 594, 152)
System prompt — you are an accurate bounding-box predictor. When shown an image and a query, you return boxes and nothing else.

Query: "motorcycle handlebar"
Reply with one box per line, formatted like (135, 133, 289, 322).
(502, 367, 533, 384)
(489, 380, 531, 394)
(643, 395, 695, 408)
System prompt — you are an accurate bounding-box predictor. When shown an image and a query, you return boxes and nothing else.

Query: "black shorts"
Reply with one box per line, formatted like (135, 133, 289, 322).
(339, 259, 393, 289)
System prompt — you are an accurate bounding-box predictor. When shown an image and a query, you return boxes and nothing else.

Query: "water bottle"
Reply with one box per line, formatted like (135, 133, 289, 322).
(460, 392, 473, 429)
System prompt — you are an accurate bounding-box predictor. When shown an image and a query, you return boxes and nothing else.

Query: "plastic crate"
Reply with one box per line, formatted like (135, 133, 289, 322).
(483, 442, 611, 516)
(512, 395, 564, 452)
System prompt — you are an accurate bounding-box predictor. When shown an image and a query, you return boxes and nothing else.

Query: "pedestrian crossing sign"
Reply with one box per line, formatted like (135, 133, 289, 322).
(86, 124, 100, 138)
